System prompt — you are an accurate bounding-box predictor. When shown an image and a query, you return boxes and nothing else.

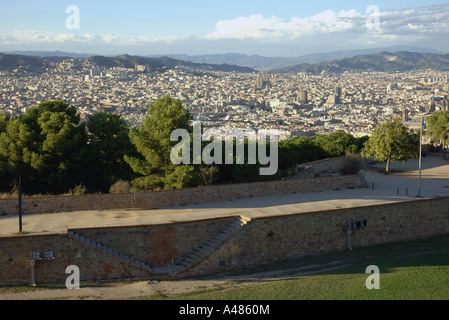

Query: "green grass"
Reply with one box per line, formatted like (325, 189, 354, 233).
(171, 263, 449, 300)
(2, 235, 449, 300)
(140, 235, 449, 300)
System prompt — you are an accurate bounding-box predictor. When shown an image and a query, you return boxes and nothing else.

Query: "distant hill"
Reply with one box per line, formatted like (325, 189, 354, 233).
(161, 46, 445, 69)
(270, 51, 449, 74)
(0, 53, 45, 71)
(0, 52, 256, 73)
(92, 54, 256, 73)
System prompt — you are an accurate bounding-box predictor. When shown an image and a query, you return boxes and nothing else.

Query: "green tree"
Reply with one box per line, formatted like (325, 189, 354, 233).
(0, 111, 8, 133)
(0, 101, 88, 194)
(125, 96, 196, 191)
(310, 130, 360, 157)
(0, 112, 11, 191)
(85, 112, 136, 192)
(426, 111, 449, 159)
(278, 136, 324, 170)
(362, 119, 418, 172)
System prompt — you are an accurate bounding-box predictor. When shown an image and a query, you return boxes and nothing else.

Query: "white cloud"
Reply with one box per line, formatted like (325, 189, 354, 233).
(206, 10, 359, 40)
(0, 31, 193, 47)
(1, 4, 449, 55)
(206, 5, 449, 41)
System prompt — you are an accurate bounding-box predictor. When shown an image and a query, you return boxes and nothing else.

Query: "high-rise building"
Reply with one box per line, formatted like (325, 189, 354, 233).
(335, 86, 342, 97)
(15, 79, 25, 91)
(402, 108, 410, 122)
(300, 89, 308, 103)
(90, 69, 100, 77)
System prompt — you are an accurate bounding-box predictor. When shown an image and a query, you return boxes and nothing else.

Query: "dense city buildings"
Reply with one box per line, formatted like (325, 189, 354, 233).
(1, 57, 448, 140)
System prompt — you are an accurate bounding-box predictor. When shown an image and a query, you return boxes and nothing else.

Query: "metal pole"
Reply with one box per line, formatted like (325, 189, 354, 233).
(18, 175, 22, 233)
(346, 224, 352, 251)
(30, 260, 36, 286)
(363, 157, 367, 183)
(418, 117, 423, 197)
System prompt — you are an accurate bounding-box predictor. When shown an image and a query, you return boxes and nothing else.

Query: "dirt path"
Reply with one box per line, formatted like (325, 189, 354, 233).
(0, 261, 352, 300)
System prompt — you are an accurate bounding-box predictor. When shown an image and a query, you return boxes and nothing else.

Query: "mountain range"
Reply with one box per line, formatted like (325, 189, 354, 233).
(5, 45, 444, 69)
(159, 46, 445, 69)
(270, 51, 449, 74)
(0, 52, 255, 73)
(1, 49, 449, 75)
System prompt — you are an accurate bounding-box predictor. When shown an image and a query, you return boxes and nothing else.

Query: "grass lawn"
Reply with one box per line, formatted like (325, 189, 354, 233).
(151, 235, 449, 300)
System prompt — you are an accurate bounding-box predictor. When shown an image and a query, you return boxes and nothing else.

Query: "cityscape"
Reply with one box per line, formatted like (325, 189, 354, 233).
(2, 0, 449, 304)
(2, 55, 448, 140)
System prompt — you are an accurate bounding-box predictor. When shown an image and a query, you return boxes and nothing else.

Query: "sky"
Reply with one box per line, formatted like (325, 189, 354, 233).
(1, 0, 449, 57)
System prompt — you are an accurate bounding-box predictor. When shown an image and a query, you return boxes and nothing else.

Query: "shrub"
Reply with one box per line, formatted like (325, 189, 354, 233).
(340, 155, 363, 175)
(109, 180, 131, 194)
(70, 184, 88, 195)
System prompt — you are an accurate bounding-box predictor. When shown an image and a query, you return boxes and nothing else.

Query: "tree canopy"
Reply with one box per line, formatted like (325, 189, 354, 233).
(361, 118, 418, 172)
(84, 112, 137, 192)
(0, 101, 88, 193)
(125, 95, 196, 191)
(426, 111, 449, 158)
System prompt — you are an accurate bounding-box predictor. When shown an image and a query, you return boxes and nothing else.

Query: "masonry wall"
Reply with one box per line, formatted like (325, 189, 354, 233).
(0, 174, 364, 215)
(134, 174, 364, 209)
(192, 197, 449, 274)
(0, 233, 148, 287)
(1, 196, 449, 287)
(68, 216, 236, 267)
(0, 193, 135, 216)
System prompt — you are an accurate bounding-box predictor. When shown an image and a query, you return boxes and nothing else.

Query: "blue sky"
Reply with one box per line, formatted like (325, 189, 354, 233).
(1, 1, 449, 56)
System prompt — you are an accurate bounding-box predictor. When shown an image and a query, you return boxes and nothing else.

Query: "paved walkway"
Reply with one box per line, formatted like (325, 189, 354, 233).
(1, 154, 449, 237)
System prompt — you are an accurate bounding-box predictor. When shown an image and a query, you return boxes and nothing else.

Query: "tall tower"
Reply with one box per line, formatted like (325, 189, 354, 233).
(402, 108, 410, 122)
(300, 89, 308, 103)
(334, 86, 342, 104)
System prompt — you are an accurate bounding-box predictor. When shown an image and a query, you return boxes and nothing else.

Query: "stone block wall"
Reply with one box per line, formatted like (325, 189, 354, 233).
(68, 217, 236, 267)
(191, 197, 449, 274)
(0, 193, 135, 216)
(0, 233, 148, 287)
(0, 174, 364, 215)
(2, 196, 449, 287)
(134, 174, 364, 209)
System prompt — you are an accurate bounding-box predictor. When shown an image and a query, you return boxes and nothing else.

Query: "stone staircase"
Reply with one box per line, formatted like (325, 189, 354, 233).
(68, 215, 251, 277)
(67, 230, 153, 272)
(156, 215, 251, 274)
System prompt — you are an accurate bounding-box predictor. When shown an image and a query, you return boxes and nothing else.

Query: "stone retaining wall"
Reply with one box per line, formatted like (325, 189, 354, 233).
(134, 174, 364, 209)
(0, 193, 135, 216)
(0, 174, 364, 215)
(1, 196, 449, 286)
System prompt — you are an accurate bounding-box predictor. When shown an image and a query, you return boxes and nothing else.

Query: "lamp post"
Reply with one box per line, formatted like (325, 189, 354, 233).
(18, 175, 22, 233)
(418, 117, 423, 197)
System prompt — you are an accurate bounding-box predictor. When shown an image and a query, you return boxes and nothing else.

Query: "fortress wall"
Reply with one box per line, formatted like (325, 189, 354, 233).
(134, 174, 364, 209)
(68, 216, 236, 267)
(1, 196, 449, 287)
(0, 233, 148, 287)
(175, 197, 449, 276)
(0, 174, 364, 215)
(0, 193, 135, 216)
